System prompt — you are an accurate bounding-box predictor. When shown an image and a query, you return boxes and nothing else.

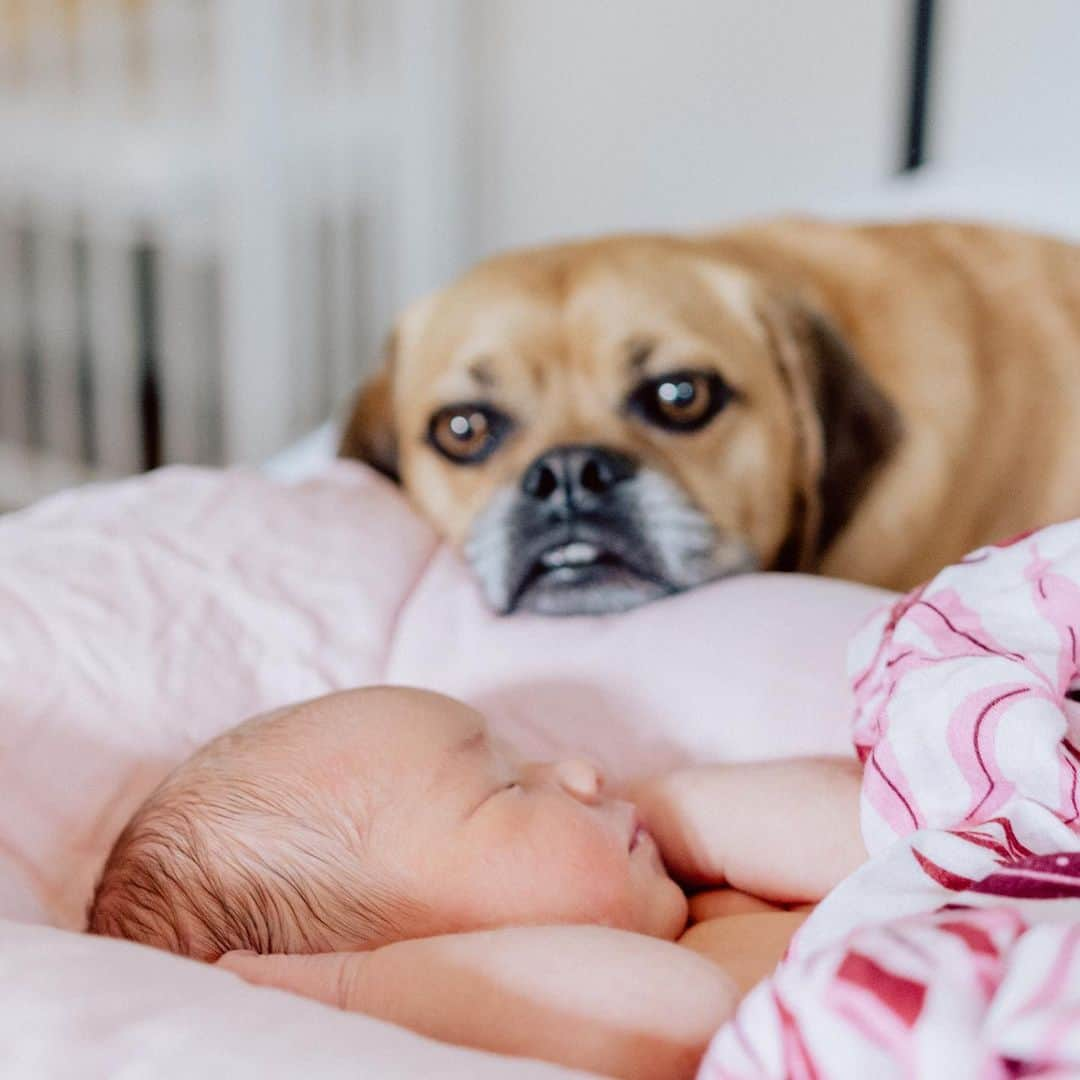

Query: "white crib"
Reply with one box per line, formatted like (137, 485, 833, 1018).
(0, 0, 467, 508)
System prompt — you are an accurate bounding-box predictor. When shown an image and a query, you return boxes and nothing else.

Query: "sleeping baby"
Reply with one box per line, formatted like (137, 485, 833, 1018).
(88, 687, 865, 1080)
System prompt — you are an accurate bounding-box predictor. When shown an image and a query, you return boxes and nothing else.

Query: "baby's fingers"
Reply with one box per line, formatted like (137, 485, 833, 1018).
(687, 889, 782, 924)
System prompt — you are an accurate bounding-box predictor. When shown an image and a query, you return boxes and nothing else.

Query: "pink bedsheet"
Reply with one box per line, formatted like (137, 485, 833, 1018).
(0, 463, 887, 1079)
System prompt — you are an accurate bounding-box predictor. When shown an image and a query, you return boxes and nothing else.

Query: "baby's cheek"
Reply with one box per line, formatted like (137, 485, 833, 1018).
(485, 820, 623, 923)
(555, 835, 638, 925)
(467, 806, 636, 927)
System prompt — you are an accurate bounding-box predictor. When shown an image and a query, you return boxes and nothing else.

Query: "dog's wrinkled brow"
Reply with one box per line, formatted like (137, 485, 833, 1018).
(625, 338, 654, 372)
(468, 358, 496, 388)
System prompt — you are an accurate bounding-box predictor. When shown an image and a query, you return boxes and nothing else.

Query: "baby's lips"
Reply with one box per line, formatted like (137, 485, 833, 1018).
(621, 783, 663, 833)
(613, 798, 644, 850)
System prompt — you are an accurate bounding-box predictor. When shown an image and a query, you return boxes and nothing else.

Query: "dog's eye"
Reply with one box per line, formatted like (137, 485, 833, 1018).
(427, 403, 513, 464)
(628, 370, 733, 432)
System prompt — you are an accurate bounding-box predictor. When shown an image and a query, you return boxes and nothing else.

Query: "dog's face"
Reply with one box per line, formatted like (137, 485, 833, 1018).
(342, 238, 899, 615)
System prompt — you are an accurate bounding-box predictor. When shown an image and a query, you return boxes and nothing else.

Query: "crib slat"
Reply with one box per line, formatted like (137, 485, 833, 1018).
(287, 203, 325, 438)
(146, 0, 214, 121)
(0, 209, 27, 448)
(327, 205, 354, 411)
(133, 241, 161, 471)
(0, 1, 22, 97)
(32, 217, 83, 463)
(78, 1, 135, 113)
(86, 229, 142, 475)
(214, 0, 296, 463)
(322, 0, 351, 414)
(159, 249, 222, 465)
(346, 207, 386, 390)
(23, 1, 69, 103)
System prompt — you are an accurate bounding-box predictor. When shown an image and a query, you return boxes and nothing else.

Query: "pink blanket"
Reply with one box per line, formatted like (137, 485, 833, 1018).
(700, 524, 1080, 1078)
(0, 463, 886, 1078)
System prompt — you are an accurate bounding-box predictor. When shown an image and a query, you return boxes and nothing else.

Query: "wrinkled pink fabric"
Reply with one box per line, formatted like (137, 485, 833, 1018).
(700, 521, 1080, 1079)
(0, 462, 886, 1079)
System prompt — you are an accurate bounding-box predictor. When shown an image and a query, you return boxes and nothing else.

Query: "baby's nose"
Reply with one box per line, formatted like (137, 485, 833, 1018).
(553, 758, 605, 804)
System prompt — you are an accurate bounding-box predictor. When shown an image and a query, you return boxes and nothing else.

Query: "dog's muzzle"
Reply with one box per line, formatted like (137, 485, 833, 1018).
(465, 444, 758, 615)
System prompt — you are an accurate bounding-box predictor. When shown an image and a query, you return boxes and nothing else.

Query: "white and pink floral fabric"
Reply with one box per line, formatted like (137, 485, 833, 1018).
(700, 522, 1080, 1079)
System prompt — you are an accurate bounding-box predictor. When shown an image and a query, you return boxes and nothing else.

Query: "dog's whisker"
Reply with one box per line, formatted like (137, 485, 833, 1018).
(634, 504, 711, 524)
(644, 517, 715, 532)
(635, 507, 711, 524)
(646, 525, 717, 544)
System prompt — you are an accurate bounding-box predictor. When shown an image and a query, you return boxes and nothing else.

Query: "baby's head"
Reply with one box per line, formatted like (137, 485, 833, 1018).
(88, 687, 686, 959)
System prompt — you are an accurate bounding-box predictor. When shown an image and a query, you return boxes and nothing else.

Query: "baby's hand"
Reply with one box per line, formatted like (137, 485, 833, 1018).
(686, 888, 784, 924)
(627, 772, 706, 882)
(678, 907, 811, 998)
(629, 758, 865, 904)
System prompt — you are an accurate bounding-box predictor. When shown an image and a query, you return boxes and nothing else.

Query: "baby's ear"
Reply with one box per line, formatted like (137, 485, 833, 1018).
(339, 332, 399, 482)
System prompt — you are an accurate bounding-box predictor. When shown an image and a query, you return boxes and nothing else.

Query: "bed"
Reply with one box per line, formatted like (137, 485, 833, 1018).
(10, 462, 1080, 1079)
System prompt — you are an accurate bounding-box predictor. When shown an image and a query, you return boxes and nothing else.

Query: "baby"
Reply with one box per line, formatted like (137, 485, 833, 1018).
(88, 687, 864, 1079)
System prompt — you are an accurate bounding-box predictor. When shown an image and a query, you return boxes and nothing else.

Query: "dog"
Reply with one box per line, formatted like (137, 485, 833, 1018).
(340, 218, 1080, 615)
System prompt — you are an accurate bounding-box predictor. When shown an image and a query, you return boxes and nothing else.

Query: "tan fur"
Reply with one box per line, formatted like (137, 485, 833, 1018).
(342, 219, 1080, 591)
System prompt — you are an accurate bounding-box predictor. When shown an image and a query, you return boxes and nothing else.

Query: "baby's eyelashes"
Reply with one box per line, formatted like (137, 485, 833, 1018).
(467, 778, 523, 817)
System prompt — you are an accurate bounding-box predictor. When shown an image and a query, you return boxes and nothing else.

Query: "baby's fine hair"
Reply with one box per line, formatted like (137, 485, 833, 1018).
(87, 703, 413, 961)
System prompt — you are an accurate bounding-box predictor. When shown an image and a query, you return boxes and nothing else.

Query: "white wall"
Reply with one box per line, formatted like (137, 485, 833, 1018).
(462, 0, 907, 260)
(934, 0, 1080, 171)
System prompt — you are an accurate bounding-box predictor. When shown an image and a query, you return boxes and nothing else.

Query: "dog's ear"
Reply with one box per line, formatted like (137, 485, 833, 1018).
(806, 309, 902, 555)
(339, 331, 399, 482)
(339, 291, 441, 483)
(763, 295, 902, 569)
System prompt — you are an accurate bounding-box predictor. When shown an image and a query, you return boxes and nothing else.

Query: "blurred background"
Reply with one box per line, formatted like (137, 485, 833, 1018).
(0, 0, 1078, 510)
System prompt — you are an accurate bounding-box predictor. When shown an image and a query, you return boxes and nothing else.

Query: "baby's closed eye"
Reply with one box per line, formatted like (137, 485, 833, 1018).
(467, 780, 523, 817)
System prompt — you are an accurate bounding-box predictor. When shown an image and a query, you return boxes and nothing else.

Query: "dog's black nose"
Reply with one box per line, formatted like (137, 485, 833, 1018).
(521, 445, 638, 508)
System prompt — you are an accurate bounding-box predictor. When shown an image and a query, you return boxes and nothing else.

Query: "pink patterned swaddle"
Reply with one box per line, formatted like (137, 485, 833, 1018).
(700, 522, 1080, 1079)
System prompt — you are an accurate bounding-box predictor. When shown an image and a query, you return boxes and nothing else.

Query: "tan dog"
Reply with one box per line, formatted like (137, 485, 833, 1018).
(341, 218, 1080, 615)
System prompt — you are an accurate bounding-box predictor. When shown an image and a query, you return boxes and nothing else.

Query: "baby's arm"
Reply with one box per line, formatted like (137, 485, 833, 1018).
(221, 924, 738, 1080)
(632, 757, 865, 903)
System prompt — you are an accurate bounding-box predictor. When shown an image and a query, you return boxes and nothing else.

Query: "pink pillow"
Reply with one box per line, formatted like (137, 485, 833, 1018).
(0, 462, 893, 1077)
(0, 461, 890, 931)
